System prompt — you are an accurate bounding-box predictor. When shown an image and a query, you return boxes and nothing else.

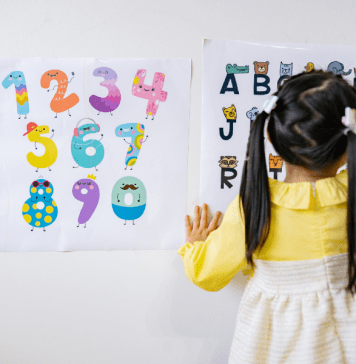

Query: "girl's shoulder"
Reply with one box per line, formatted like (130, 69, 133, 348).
(268, 169, 348, 209)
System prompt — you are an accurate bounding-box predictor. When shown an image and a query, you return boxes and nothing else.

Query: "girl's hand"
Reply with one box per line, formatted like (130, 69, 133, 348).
(185, 203, 222, 244)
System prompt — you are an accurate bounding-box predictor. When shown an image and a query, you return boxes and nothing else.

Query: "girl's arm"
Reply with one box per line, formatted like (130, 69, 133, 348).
(177, 196, 249, 292)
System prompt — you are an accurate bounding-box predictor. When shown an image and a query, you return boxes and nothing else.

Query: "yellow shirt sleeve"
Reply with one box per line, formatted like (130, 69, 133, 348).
(177, 196, 250, 292)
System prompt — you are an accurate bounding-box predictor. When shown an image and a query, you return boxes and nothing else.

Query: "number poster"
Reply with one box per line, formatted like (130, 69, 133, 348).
(0, 58, 191, 251)
(201, 39, 350, 214)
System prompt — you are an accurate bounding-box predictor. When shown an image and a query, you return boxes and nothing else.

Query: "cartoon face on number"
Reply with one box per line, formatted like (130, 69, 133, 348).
(3, 71, 25, 87)
(30, 179, 54, 201)
(72, 175, 100, 227)
(73, 178, 99, 194)
(22, 178, 58, 231)
(111, 176, 147, 225)
(75, 123, 100, 137)
(116, 123, 145, 138)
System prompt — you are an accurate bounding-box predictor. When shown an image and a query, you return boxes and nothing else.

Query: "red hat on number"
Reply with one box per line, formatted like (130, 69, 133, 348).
(23, 122, 37, 136)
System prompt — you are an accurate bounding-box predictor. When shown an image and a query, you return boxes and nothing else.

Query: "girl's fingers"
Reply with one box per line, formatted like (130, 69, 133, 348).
(200, 203, 208, 228)
(193, 205, 200, 230)
(185, 215, 192, 234)
(208, 211, 222, 231)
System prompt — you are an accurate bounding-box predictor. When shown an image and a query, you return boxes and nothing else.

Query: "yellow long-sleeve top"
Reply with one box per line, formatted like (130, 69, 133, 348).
(177, 169, 348, 292)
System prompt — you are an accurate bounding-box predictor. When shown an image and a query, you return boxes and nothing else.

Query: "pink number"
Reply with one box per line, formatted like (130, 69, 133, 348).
(132, 69, 168, 120)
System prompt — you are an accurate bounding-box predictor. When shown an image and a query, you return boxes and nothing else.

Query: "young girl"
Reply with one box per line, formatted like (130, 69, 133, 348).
(178, 70, 356, 363)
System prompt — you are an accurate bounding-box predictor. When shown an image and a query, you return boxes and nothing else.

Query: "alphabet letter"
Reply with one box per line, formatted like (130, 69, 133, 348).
(220, 74, 239, 94)
(254, 74, 271, 95)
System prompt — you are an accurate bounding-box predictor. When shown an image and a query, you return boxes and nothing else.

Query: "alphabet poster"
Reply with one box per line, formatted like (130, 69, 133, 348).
(0, 57, 191, 251)
(201, 39, 350, 213)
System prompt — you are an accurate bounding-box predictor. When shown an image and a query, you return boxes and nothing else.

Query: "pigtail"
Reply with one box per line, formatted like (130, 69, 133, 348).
(240, 111, 271, 267)
(346, 131, 356, 294)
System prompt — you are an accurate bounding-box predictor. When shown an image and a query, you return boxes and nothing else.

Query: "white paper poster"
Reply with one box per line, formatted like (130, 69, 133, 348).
(0, 57, 191, 251)
(201, 39, 350, 214)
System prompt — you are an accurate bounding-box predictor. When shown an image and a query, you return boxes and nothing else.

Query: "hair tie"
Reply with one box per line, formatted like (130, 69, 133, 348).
(261, 96, 279, 114)
(342, 107, 356, 135)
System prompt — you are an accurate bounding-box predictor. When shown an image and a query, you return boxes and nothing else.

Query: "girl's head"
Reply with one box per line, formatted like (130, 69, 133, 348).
(240, 70, 356, 294)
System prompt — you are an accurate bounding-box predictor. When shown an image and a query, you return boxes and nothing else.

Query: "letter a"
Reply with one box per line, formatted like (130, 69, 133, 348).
(220, 74, 239, 94)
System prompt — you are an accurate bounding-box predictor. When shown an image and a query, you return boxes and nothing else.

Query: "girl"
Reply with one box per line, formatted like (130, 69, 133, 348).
(178, 70, 356, 363)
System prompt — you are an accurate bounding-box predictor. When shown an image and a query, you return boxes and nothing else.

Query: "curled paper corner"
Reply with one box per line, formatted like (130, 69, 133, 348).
(203, 39, 212, 48)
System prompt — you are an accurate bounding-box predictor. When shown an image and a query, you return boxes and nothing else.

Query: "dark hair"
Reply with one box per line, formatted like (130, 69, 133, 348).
(239, 70, 356, 295)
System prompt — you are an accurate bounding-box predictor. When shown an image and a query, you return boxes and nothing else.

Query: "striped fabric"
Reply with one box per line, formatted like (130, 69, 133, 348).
(228, 253, 356, 363)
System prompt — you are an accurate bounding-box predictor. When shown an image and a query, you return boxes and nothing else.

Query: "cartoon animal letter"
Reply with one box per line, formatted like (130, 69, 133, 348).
(226, 64, 249, 74)
(269, 154, 283, 180)
(246, 107, 259, 128)
(71, 118, 104, 171)
(219, 156, 238, 169)
(40, 70, 79, 118)
(23, 122, 57, 172)
(327, 61, 352, 76)
(115, 123, 147, 169)
(132, 70, 168, 120)
(219, 156, 238, 189)
(2, 71, 29, 118)
(253, 62, 269, 75)
(22, 178, 58, 231)
(220, 105, 236, 140)
(221, 63, 250, 94)
(89, 67, 121, 115)
(305, 62, 314, 72)
(112, 176, 147, 225)
(277, 62, 293, 87)
(253, 62, 271, 95)
(72, 175, 100, 228)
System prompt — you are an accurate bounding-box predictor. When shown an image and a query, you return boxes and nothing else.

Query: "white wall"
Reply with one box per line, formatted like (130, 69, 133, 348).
(0, 0, 355, 362)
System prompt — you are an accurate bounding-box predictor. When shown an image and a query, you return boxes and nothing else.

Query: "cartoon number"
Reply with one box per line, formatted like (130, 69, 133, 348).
(2, 71, 29, 119)
(72, 175, 100, 228)
(71, 118, 104, 171)
(23, 122, 57, 172)
(115, 123, 148, 170)
(40, 70, 79, 118)
(132, 69, 168, 120)
(112, 176, 146, 225)
(22, 178, 58, 232)
(89, 67, 121, 116)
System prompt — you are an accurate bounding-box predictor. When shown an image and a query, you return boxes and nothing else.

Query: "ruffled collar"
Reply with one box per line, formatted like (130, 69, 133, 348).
(268, 169, 348, 209)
